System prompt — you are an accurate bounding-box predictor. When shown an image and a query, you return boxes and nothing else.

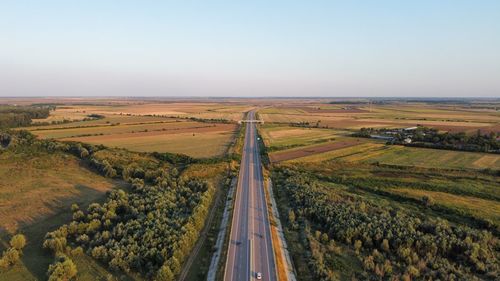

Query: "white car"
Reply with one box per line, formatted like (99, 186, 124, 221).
(256, 272, 262, 280)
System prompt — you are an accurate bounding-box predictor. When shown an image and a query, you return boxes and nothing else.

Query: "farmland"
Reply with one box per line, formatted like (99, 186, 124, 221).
(259, 102, 500, 133)
(67, 124, 237, 158)
(21, 103, 242, 158)
(1, 97, 499, 281)
(257, 100, 500, 280)
(31, 102, 253, 123)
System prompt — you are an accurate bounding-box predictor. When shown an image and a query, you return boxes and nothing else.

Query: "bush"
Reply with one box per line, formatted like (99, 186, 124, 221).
(47, 255, 77, 281)
(10, 234, 27, 250)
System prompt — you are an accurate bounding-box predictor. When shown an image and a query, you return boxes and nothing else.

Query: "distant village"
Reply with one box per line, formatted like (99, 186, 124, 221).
(353, 126, 500, 154)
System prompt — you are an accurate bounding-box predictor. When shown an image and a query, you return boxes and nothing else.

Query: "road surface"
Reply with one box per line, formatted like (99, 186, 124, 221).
(224, 111, 276, 281)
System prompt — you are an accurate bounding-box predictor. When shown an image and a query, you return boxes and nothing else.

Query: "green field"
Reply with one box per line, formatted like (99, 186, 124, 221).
(285, 141, 500, 170)
(357, 145, 500, 170)
(259, 124, 342, 151)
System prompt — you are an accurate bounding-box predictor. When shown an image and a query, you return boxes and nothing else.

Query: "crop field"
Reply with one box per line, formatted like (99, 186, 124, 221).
(259, 124, 343, 151)
(285, 140, 500, 170)
(269, 138, 368, 163)
(285, 142, 384, 163)
(65, 123, 238, 158)
(359, 145, 500, 170)
(259, 103, 500, 133)
(28, 114, 174, 129)
(32, 102, 252, 123)
(30, 120, 213, 139)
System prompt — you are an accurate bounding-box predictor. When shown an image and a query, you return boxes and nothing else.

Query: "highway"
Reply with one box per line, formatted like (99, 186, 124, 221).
(224, 111, 276, 281)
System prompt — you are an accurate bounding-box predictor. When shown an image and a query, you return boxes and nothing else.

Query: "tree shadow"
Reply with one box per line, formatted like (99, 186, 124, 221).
(0, 182, 124, 280)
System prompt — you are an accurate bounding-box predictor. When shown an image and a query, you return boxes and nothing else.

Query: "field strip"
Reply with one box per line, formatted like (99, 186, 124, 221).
(270, 139, 368, 163)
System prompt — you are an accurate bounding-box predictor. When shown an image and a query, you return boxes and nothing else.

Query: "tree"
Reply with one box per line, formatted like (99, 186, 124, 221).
(288, 209, 296, 224)
(155, 265, 174, 281)
(381, 239, 390, 252)
(47, 255, 77, 281)
(354, 240, 362, 254)
(10, 234, 26, 250)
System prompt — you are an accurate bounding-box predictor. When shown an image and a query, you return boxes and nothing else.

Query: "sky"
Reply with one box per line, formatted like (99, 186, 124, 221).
(1, 0, 499, 97)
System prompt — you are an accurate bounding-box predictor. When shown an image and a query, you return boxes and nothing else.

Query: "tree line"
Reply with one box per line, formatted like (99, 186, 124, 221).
(0, 105, 53, 128)
(354, 126, 499, 153)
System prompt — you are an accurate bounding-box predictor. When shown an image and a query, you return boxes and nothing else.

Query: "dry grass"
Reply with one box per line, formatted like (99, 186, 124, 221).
(388, 188, 500, 225)
(0, 151, 117, 233)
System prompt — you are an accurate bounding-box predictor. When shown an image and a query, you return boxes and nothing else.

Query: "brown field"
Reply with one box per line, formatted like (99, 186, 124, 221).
(31, 120, 215, 139)
(269, 138, 365, 163)
(65, 123, 238, 158)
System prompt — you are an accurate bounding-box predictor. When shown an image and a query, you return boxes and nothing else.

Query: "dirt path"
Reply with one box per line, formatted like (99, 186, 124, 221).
(177, 180, 225, 281)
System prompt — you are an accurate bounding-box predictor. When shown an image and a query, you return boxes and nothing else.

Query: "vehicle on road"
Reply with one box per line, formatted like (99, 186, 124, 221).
(256, 272, 262, 280)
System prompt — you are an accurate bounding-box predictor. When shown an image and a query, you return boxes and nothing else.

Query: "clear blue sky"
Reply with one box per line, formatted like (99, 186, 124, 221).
(1, 0, 499, 97)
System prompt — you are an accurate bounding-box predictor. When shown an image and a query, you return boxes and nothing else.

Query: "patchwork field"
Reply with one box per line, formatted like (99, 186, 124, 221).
(284, 141, 500, 170)
(269, 138, 367, 163)
(26, 116, 238, 158)
(259, 102, 500, 133)
(67, 124, 237, 158)
(32, 102, 253, 123)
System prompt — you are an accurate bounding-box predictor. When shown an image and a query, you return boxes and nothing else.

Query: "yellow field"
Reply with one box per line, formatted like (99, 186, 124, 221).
(388, 188, 500, 225)
(66, 124, 238, 158)
(33, 102, 253, 123)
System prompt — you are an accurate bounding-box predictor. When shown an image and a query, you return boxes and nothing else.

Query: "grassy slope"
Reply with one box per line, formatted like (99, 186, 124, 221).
(0, 149, 126, 280)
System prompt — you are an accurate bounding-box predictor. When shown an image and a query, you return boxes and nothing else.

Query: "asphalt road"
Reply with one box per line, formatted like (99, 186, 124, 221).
(224, 111, 276, 281)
